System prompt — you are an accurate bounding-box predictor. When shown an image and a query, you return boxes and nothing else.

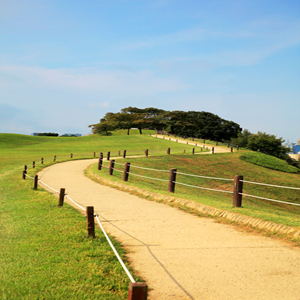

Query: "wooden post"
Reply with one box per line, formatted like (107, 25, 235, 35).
(33, 161, 35, 168)
(227, 143, 230, 148)
(24, 165, 27, 171)
(192, 148, 195, 154)
(192, 137, 194, 141)
(22, 169, 26, 179)
(186, 142, 188, 144)
(201, 147, 202, 151)
(54, 155, 56, 162)
(98, 155, 103, 170)
(216, 141, 218, 146)
(176, 139, 178, 142)
(109, 160, 115, 175)
(107, 151, 110, 161)
(231, 147, 233, 153)
(211, 147, 214, 154)
(203, 139, 205, 143)
(93, 152, 96, 157)
(123, 150, 126, 158)
(145, 149, 148, 157)
(233, 175, 243, 207)
(123, 162, 130, 181)
(167, 148, 170, 155)
(237, 145, 239, 150)
(128, 282, 148, 300)
(34, 175, 38, 190)
(70, 153, 73, 158)
(168, 168, 177, 193)
(183, 150, 185, 153)
(58, 188, 65, 206)
(41, 158, 44, 164)
(86, 206, 95, 238)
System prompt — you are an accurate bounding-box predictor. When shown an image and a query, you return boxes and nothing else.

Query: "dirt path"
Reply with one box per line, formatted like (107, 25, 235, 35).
(38, 159, 300, 300)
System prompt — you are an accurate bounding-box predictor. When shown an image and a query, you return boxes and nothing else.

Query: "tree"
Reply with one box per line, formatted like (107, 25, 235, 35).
(88, 112, 116, 135)
(247, 132, 289, 158)
(230, 129, 252, 148)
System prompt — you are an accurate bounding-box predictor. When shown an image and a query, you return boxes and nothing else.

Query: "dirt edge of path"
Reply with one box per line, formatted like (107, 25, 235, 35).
(85, 164, 300, 245)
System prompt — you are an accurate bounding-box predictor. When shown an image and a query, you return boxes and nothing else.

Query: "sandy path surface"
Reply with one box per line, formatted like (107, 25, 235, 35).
(38, 159, 300, 300)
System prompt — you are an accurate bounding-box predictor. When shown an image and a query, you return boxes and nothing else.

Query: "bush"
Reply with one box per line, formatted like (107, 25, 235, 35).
(239, 152, 299, 173)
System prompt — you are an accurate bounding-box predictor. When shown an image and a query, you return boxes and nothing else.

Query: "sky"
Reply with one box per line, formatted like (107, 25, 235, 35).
(0, 0, 299, 142)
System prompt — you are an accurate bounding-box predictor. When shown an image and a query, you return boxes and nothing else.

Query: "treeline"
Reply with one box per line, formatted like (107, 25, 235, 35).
(88, 107, 242, 142)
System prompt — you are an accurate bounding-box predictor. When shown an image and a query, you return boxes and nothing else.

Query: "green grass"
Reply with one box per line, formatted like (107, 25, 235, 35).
(0, 131, 200, 299)
(239, 151, 299, 173)
(88, 152, 300, 228)
(1, 131, 300, 299)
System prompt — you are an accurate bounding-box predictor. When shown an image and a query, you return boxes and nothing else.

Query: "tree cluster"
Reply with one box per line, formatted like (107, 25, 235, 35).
(36, 132, 59, 136)
(88, 107, 242, 142)
(231, 130, 298, 168)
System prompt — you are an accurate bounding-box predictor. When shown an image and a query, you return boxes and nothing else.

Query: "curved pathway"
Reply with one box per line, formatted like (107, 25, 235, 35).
(38, 159, 300, 300)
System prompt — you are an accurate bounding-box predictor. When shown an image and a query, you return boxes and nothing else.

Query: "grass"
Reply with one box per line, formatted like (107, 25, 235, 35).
(239, 151, 299, 173)
(0, 131, 200, 299)
(1, 131, 300, 299)
(87, 152, 300, 229)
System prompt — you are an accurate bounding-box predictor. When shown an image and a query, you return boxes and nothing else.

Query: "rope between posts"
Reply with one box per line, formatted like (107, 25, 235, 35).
(129, 172, 169, 182)
(175, 171, 233, 181)
(25, 173, 34, 179)
(111, 167, 123, 173)
(239, 193, 300, 206)
(175, 181, 233, 193)
(130, 164, 169, 172)
(65, 195, 86, 211)
(240, 180, 300, 190)
(95, 216, 136, 283)
(38, 180, 60, 194)
(113, 161, 125, 166)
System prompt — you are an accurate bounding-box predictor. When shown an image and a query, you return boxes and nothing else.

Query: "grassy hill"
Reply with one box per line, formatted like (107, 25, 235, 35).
(1, 132, 299, 299)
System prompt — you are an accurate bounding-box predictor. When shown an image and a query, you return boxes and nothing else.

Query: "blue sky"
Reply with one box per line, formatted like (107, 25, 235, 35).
(1, 0, 299, 142)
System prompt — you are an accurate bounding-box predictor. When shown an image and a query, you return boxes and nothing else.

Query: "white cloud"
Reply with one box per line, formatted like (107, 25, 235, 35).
(0, 65, 191, 96)
(88, 102, 110, 108)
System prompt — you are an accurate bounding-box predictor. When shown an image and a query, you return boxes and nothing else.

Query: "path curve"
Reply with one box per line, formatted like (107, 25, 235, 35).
(38, 159, 300, 300)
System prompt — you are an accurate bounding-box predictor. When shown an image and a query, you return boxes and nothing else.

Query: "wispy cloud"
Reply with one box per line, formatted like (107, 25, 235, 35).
(0, 65, 191, 96)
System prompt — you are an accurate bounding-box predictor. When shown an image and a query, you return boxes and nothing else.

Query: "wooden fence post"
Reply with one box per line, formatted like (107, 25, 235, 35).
(24, 165, 27, 171)
(145, 149, 148, 157)
(109, 160, 115, 175)
(192, 148, 195, 154)
(93, 152, 96, 157)
(231, 147, 233, 153)
(227, 143, 230, 148)
(203, 139, 205, 143)
(123, 162, 130, 181)
(107, 151, 110, 161)
(98, 155, 103, 170)
(22, 169, 26, 179)
(33, 161, 35, 168)
(233, 175, 243, 207)
(237, 145, 239, 150)
(128, 282, 148, 300)
(86, 206, 95, 238)
(58, 188, 65, 206)
(211, 147, 214, 154)
(54, 155, 56, 162)
(123, 150, 126, 158)
(167, 148, 170, 155)
(34, 175, 38, 190)
(216, 141, 218, 146)
(70, 153, 73, 158)
(41, 158, 44, 164)
(168, 168, 177, 193)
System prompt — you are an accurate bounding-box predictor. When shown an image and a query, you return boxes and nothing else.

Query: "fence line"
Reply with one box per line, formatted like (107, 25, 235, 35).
(129, 172, 169, 182)
(22, 165, 137, 286)
(176, 181, 233, 194)
(240, 180, 300, 190)
(240, 193, 300, 207)
(176, 171, 233, 181)
(130, 164, 169, 172)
